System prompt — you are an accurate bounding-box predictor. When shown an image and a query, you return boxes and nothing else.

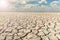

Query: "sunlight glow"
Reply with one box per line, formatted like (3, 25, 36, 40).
(0, 0, 10, 10)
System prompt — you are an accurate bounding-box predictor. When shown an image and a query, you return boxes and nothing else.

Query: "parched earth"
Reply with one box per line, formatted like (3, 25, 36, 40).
(0, 12, 60, 40)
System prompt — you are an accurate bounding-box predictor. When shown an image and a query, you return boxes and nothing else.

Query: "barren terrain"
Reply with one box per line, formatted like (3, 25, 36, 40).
(0, 12, 60, 40)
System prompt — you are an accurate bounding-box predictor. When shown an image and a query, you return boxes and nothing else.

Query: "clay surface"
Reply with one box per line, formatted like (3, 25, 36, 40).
(0, 12, 60, 40)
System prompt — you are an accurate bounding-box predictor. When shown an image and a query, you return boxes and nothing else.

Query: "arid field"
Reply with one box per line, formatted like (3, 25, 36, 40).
(0, 12, 60, 40)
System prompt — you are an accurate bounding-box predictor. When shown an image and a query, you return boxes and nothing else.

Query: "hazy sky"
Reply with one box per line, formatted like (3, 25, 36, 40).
(0, 0, 60, 12)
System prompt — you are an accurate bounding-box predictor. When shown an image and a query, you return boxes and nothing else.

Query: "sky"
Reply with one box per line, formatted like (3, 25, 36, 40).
(0, 0, 60, 12)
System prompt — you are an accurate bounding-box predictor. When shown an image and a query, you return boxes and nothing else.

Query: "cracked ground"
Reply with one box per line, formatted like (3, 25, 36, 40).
(0, 12, 60, 40)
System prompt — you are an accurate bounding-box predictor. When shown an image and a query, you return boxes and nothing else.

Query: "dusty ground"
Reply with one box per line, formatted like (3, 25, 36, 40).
(0, 12, 60, 40)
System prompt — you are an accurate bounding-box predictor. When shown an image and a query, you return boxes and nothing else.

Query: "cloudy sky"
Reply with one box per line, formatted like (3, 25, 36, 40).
(0, 0, 60, 12)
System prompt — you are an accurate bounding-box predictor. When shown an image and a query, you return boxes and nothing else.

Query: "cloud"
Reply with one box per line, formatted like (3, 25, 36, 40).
(7, 0, 31, 4)
(38, 0, 47, 4)
(19, 0, 33, 4)
(17, 5, 51, 12)
(20, 0, 31, 1)
(2, 0, 60, 12)
(21, 4, 39, 9)
(16, 4, 60, 12)
(50, 1, 59, 8)
(20, 1, 27, 4)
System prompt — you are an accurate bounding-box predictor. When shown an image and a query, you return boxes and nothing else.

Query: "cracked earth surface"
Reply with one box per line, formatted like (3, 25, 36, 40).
(0, 13, 60, 40)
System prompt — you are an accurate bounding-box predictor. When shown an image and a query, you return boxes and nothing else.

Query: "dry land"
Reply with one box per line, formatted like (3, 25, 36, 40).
(0, 12, 60, 40)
